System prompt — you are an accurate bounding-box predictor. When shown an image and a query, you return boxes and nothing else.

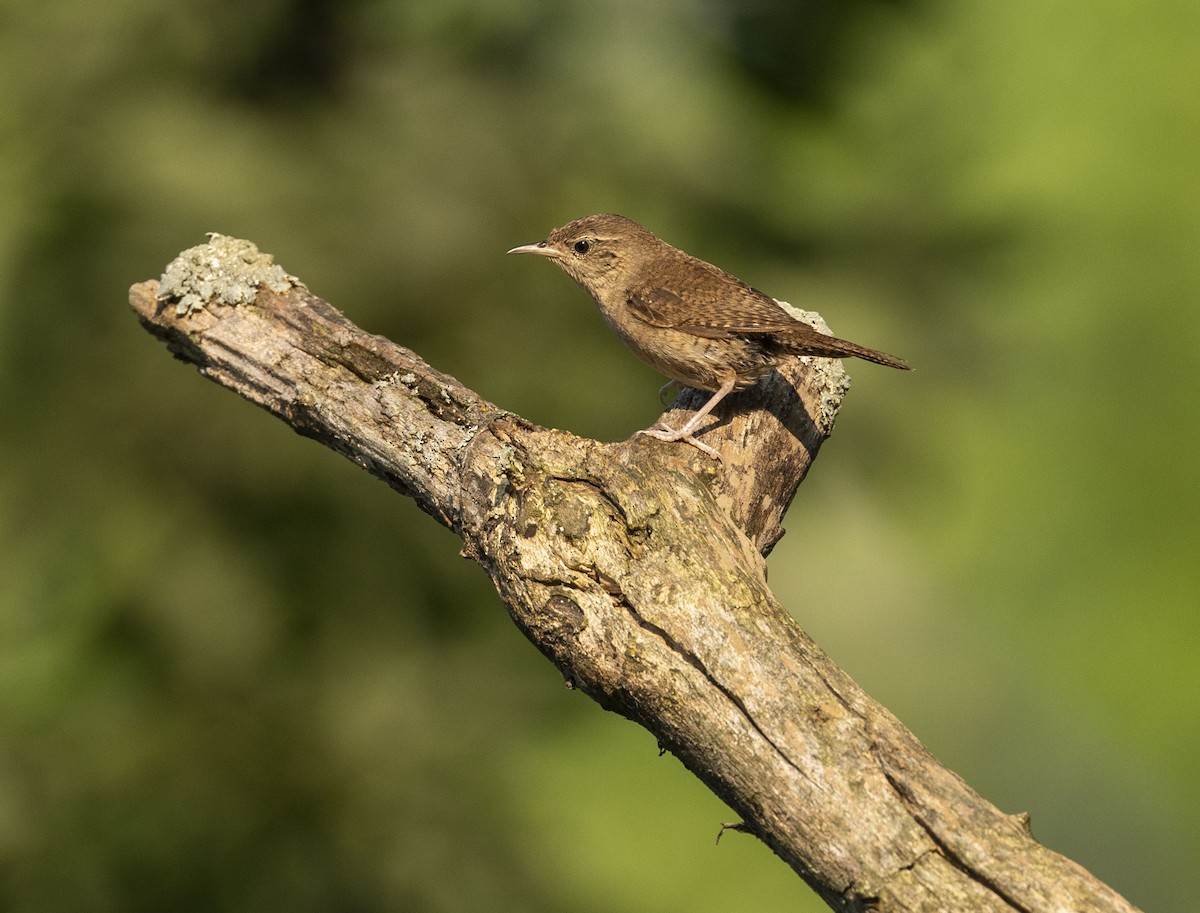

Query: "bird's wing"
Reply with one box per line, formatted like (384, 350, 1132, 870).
(626, 283, 798, 339)
(624, 268, 912, 370)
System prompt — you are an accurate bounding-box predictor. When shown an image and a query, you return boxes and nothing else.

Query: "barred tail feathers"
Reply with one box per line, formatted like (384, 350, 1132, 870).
(779, 326, 911, 371)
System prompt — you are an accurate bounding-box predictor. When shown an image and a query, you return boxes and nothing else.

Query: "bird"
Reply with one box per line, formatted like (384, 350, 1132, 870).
(508, 213, 910, 458)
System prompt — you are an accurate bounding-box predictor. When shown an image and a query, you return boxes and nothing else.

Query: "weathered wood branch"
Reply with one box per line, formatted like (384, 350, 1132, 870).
(128, 238, 1140, 913)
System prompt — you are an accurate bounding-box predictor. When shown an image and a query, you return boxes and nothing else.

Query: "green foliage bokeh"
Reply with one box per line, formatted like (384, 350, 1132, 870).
(1, 1, 1196, 910)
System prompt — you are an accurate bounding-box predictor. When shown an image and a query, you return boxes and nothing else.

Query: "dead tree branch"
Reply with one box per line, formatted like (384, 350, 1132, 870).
(128, 237, 1140, 913)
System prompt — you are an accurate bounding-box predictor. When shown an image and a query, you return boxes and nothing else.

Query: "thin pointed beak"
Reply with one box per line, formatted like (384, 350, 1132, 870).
(506, 241, 563, 259)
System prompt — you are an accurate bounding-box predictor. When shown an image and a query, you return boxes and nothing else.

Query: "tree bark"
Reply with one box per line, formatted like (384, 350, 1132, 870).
(128, 240, 1140, 913)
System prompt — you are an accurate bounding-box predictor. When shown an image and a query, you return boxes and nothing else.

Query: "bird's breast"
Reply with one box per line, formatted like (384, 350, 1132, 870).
(599, 309, 774, 393)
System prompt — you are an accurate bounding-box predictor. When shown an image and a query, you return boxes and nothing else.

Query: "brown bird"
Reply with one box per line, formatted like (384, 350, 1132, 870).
(508, 213, 910, 458)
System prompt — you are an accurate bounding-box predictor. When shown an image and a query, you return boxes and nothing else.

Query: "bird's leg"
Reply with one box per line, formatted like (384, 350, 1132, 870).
(637, 375, 737, 459)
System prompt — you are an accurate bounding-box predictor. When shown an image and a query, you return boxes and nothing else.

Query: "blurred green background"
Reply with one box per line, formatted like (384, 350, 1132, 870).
(2, 0, 1196, 910)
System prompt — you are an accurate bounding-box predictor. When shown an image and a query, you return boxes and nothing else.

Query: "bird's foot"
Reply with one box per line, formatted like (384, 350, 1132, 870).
(637, 424, 722, 461)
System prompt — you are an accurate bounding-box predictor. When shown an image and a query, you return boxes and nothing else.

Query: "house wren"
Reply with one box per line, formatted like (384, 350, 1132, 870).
(508, 213, 910, 458)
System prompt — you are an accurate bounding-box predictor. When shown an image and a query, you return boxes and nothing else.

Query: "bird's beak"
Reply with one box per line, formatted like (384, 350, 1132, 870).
(506, 241, 563, 259)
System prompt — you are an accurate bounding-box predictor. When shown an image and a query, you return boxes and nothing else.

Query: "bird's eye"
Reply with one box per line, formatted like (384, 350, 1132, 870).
(573, 239, 591, 254)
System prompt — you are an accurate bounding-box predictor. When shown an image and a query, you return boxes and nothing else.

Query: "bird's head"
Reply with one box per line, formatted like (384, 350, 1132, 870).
(507, 213, 659, 297)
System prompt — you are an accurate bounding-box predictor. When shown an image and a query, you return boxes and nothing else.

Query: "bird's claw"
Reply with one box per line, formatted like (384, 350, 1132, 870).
(636, 425, 722, 461)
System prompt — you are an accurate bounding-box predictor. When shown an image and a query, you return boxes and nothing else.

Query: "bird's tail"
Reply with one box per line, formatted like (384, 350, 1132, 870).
(779, 326, 912, 371)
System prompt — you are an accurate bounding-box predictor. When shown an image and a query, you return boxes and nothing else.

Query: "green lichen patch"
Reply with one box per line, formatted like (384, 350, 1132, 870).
(157, 233, 299, 316)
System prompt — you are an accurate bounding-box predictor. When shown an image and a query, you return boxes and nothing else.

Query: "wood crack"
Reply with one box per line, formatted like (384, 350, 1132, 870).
(618, 595, 826, 794)
(880, 767, 1032, 913)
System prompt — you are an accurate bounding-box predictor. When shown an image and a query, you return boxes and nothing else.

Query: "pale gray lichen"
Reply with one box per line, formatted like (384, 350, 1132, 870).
(774, 299, 830, 335)
(373, 371, 403, 389)
(157, 233, 299, 316)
